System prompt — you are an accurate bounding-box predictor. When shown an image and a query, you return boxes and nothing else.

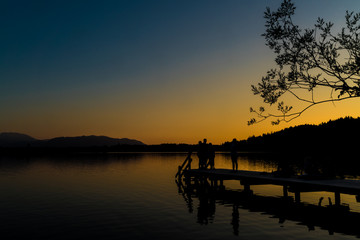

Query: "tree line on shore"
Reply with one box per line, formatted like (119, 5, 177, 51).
(1, 117, 359, 157)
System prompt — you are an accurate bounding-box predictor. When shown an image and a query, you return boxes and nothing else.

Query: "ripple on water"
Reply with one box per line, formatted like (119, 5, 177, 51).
(0, 153, 359, 240)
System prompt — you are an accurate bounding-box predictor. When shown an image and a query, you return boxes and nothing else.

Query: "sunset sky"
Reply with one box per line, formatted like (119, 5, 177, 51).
(1, 0, 360, 144)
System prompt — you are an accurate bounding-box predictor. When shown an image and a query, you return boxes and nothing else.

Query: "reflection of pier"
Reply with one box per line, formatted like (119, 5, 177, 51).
(181, 168, 360, 206)
(175, 175, 360, 237)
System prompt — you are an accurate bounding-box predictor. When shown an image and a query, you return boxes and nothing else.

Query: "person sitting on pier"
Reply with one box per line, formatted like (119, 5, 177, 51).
(318, 197, 324, 207)
(231, 138, 238, 171)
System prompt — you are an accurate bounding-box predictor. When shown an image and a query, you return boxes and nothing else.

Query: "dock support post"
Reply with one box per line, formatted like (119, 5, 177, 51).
(244, 184, 252, 194)
(295, 191, 301, 203)
(210, 179, 215, 188)
(335, 192, 341, 206)
(283, 185, 288, 198)
(219, 179, 224, 191)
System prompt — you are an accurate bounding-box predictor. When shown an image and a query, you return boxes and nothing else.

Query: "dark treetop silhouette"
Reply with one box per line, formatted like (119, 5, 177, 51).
(249, 0, 360, 125)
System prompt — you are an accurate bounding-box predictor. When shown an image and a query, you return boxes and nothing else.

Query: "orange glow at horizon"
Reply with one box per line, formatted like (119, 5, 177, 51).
(1, 1, 360, 145)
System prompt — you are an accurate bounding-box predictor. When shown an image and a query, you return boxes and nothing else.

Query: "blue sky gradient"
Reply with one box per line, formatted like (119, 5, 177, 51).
(1, 0, 360, 143)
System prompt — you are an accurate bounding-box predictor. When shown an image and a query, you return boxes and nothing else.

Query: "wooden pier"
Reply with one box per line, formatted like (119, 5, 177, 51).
(175, 176, 360, 237)
(179, 167, 360, 205)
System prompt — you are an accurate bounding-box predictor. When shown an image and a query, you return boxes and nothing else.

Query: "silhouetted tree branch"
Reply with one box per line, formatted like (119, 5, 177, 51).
(249, 0, 360, 125)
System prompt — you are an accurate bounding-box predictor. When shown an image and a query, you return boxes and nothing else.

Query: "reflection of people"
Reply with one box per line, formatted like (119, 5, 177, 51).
(208, 143, 215, 169)
(196, 179, 216, 225)
(231, 139, 238, 171)
(197, 194, 210, 225)
(231, 203, 239, 236)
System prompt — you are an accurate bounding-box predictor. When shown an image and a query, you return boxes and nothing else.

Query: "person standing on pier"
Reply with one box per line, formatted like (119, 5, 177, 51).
(208, 143, 215, 169)
(197, 139, 208, 169)
(231, 138, 238, 171)
(197, 141, 203, 169)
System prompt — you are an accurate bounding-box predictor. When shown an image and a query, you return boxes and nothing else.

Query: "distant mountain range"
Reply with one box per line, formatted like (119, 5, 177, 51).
(2, 116, 359, 152)
(0, 132, 145, 147)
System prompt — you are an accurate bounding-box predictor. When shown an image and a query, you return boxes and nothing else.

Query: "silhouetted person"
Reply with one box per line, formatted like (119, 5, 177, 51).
(197, 139, 208, 169)
(328, 197, 332, 206)
(197, 141, 203, 169)
(318, 197, 324, 207)
(231, 138, 238, 171)
(203, 139, 208, 169)
(208, 143, 215, 170)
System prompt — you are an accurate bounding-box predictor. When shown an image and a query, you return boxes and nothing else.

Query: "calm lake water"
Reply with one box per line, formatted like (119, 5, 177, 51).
(0, 153, 359, 239)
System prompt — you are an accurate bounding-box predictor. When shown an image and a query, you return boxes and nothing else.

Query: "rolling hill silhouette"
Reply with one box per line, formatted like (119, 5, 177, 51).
(0, 133, 145, 148)
(0, 132, 37, 147)
(43, 136, 145, 147)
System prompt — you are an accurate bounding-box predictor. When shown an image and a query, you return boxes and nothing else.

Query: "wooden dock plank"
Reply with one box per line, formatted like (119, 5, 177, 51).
(183, 169, 360, 195)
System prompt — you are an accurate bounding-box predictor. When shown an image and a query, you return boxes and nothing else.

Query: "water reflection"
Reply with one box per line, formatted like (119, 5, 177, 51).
(231, 203, 239, 236)
(1, 152, 360, 239)
(0, 153, 147, 171)
(176, 176, 360, 238)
